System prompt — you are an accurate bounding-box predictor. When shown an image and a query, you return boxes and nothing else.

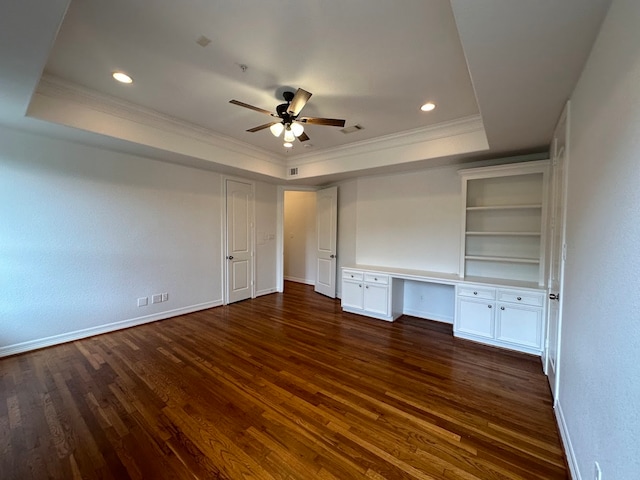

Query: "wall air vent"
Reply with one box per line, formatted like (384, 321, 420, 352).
(289, 167, 299, 176)
(340, 124, 364, 134)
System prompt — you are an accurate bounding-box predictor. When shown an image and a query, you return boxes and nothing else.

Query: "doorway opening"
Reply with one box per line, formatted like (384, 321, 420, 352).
(277, 186, 338, 297)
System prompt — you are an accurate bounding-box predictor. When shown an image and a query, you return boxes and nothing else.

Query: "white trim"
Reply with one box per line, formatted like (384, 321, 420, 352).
(284, 276, 315, 286)
(255, 288, 277, 297)
(36, 75, 283, 166)
(402, 308, 454, 324)
(457, 159, 551, 179)
(0, 300, 222, 358)
(290, 115, 484, 165)
(555, 400, 580, 480)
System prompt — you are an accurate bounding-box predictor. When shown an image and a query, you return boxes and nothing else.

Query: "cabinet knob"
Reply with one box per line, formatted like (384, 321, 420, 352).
(374, 277, 378, 281)
(488, 305, 492, 308)
(501, 306, 505, 310)
(350, 275, 354, 278)
(473, 291, 478, 295)
(359, 284, 362, 288)
(517, 296, 522, 301)
(366, 285, 369, 289)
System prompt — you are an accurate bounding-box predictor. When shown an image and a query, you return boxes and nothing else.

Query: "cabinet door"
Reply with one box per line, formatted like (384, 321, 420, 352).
(363, 283, 389, 316)
(496, 304, 542, 349)
(342, 280, 363, 310)
(456, 298, 494, 339)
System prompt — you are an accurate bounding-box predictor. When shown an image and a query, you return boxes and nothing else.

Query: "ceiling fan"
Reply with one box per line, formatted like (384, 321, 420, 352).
(229, 88, 346, 146)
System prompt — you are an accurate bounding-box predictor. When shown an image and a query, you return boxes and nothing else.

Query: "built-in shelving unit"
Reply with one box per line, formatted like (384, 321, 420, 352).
(459, 161, 550, 286)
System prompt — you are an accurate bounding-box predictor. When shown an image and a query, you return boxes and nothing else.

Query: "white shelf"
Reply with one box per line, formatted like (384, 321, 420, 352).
(465, 255, 540, 264)
(465, 231, 541, 236)
(459, 161, 549, 286)
(466, 204, 542, 211)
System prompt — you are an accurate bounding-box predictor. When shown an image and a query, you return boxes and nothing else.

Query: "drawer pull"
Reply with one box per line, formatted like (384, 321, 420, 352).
(488, 305, 492, 308)
(517, 296, 522, 301)
(351, 274, 354, 278)
(501, 306, 505, 310)
(374, 277, 378, 281)
(474, 291, 478, 295)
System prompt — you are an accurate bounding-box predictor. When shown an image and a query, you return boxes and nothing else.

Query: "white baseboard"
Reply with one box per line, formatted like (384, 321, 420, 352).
(0, 300, 223, 358)
(255, 288, 277, 297)
(284, 276, 315, 286)
(402, 308, 453, 324)
(555, 400, 580, 480)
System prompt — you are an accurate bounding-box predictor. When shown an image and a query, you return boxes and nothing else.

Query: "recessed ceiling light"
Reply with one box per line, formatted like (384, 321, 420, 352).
(112, 71, 133, 84)
(283, 142, 293, 148)
(420, 102, 436, 112)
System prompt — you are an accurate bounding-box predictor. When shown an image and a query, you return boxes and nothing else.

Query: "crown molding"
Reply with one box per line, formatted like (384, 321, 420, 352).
(287, 115, 485, 166)
(32, 75, 488, 182)
(35, 74, 285, 167)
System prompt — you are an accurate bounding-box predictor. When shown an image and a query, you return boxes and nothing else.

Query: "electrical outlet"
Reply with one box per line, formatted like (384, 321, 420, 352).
(137, 297, 148, 307)
(162, 293, 168, 302)
(152, 294, 162, 304)
(594, 461, 602, 480)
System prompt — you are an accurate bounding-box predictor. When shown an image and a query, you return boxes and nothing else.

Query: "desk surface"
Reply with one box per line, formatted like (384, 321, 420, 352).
(343, 265, 544, 291)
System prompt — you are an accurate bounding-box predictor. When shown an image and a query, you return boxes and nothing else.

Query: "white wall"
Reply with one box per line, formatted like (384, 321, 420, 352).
(355, 166, 462, 274)
(0, 126, 278, 356)
(255, 182, 278, 296)
(336, 179, 358, 298)
(559, 0, 640, 478)
(283, 191, 317, 284)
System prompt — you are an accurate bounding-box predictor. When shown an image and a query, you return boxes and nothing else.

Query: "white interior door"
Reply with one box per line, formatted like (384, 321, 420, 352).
(545, 105, 569, 400)
(226, 179, 253, 304)
(314, 186, 338, 298)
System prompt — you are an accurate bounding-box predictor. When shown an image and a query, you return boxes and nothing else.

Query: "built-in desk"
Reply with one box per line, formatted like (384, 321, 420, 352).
(341, 265, 546, 356)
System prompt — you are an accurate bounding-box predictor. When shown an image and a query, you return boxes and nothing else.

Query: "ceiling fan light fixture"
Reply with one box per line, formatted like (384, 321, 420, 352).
(291, 121, 304, 137)
(420, 102, 436, 112)
(283, 142, 293, 148)
(283, 126, 295, 143)
(270, 123, 284, 137)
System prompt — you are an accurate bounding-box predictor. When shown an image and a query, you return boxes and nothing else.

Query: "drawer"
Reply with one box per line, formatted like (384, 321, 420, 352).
(343, 270, 363, 281)
(497, 289, 544, 307)
(458, 286, 495, 300)
(364, 273, 389, 285)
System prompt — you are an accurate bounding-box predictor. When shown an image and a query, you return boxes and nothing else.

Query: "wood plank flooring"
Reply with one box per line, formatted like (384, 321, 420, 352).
(0, 282, 567, 479)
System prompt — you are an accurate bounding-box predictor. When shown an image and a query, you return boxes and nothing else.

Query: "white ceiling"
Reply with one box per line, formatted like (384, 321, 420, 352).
(0, 0, 612, 184)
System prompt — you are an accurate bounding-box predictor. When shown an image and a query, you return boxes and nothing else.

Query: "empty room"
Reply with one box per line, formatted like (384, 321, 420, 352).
(1, 0, 638, 479)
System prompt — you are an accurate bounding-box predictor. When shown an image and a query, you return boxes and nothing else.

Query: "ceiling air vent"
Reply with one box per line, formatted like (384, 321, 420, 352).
(340, 124, 364, 134)
(289, 167, 299, 177)
(196, 35, 211, 47)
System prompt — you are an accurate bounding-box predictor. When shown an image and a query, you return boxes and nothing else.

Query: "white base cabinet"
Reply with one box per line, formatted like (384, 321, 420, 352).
(341, 269, 402, 321)
(341, 267, 546, 356)
(455, 284, 545, 355)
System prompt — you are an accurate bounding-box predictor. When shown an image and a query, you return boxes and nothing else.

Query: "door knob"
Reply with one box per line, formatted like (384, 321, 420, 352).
(226, 255, 234, 260)
(549, 293, 559, 300)
(330, 254, 336, 259)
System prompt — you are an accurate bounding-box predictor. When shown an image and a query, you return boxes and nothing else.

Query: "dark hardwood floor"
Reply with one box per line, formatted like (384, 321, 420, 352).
(0, 282, 567, 479)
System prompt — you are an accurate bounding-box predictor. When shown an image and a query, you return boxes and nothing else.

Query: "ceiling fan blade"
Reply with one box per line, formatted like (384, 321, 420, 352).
(297, 132, 310, 142)
(299, 117, 346, 127)
(287, 88, 312, 116)
(247, 122, 278, 133)
(229, 99, 275, 116)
